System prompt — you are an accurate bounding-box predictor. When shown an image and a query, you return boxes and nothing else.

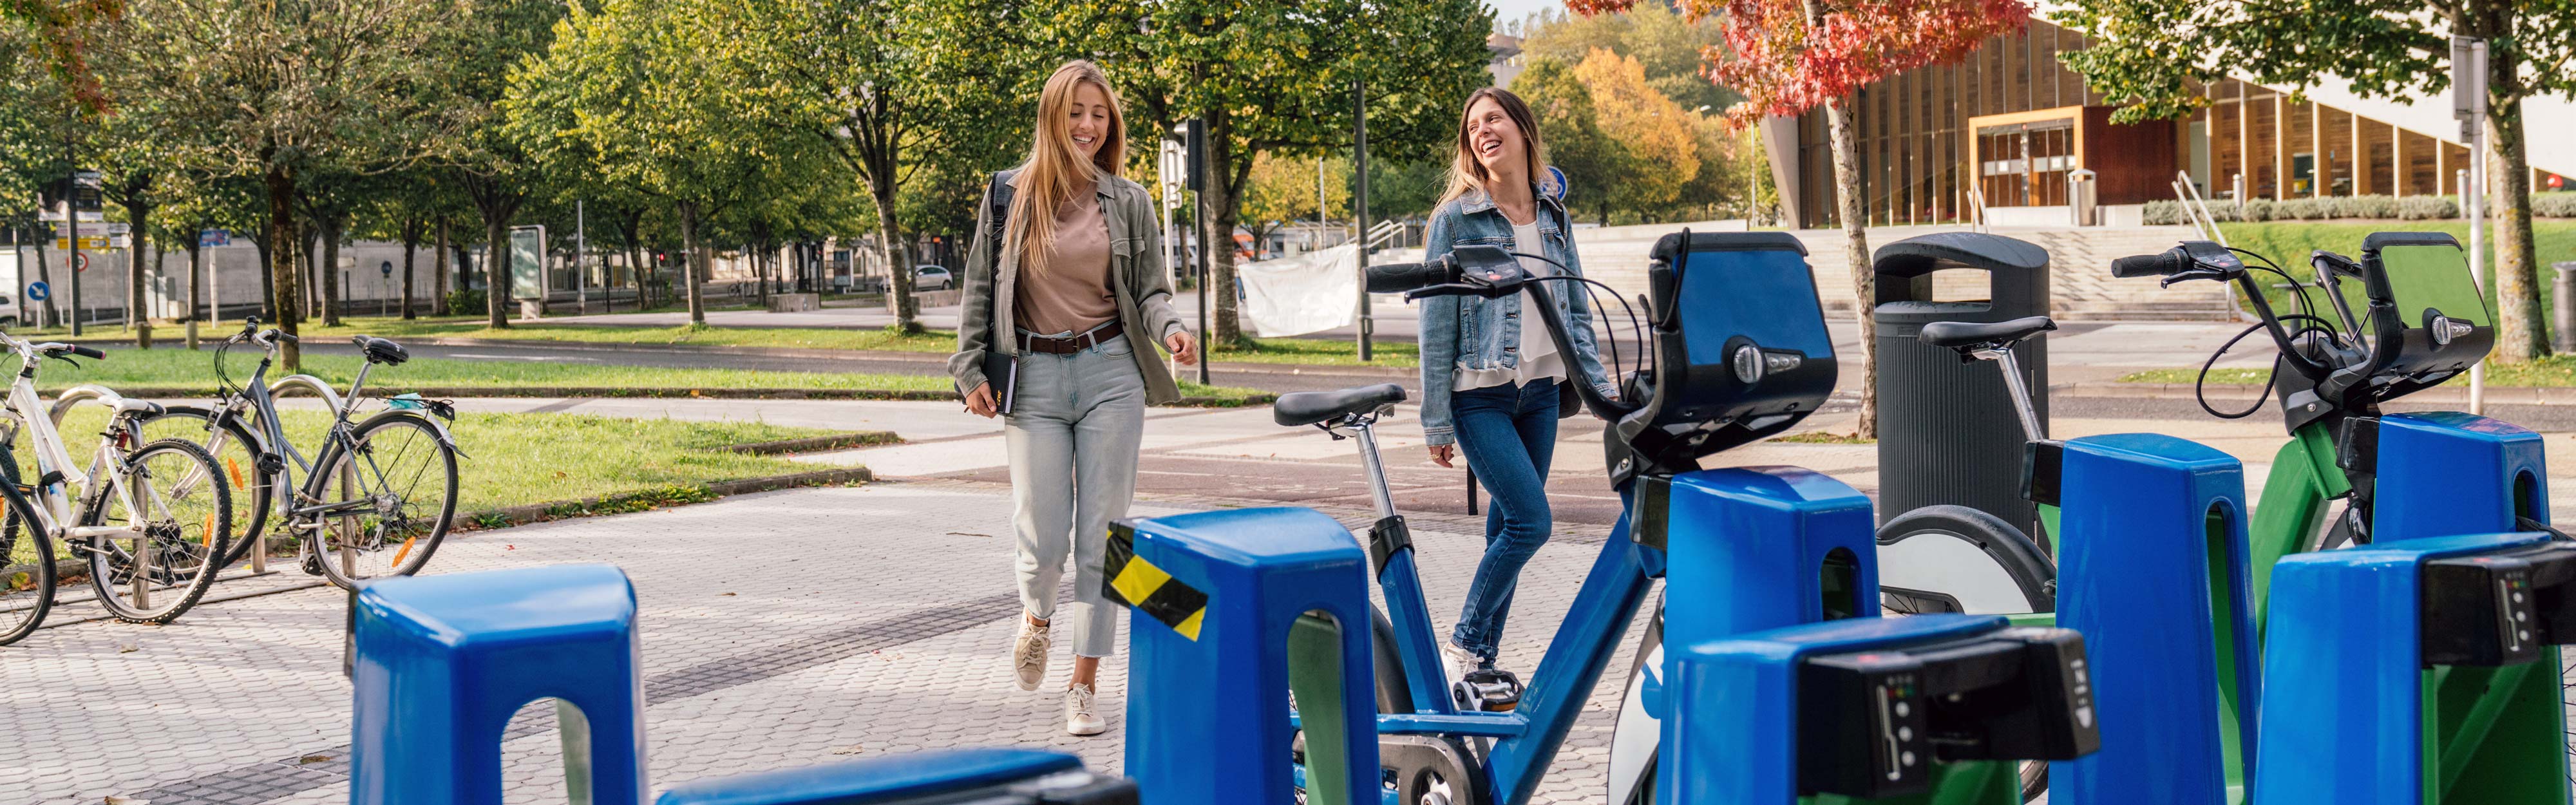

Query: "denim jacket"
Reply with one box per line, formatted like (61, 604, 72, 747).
(1417, 186, 1616, 447)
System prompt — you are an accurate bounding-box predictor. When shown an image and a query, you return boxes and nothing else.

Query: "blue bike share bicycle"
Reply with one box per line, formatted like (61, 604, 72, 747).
(1268, 231, 2069, 804)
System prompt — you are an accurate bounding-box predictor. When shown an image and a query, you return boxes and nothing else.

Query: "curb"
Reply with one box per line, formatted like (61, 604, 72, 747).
(459, 466, 877, 530)
(725, 431, 902, 454)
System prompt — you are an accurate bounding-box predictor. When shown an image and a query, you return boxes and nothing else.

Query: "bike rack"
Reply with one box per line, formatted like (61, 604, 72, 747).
(2371, 412, 2550, 541)
(1665, 614, 2099, 804)
(1111, 507, 1379, 805)
(2254, 532, 2572, 805)
(2052, 434, 2259, 805)
(348, 564, 1133, 805)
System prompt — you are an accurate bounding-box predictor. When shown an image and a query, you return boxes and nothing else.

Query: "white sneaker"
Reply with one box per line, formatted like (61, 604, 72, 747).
(1439, 641, 1483, 685)
(1065, 683, 1107, 735)
(1012, 618, 1052, 691)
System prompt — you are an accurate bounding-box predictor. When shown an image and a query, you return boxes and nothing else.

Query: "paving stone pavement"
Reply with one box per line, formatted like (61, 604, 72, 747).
(2, 481, 1647, 805)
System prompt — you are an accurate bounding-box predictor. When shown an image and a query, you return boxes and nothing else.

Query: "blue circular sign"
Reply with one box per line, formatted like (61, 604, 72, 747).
(1546, 166, 1569, 202)
(381, 260, 394, 278)
(25, 282, 48, 302)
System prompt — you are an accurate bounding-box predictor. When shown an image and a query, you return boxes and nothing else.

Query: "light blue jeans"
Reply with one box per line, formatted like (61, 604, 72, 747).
(1005, 329, 1147, 658)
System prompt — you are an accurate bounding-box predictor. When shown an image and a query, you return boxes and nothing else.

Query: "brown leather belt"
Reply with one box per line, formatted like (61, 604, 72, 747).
(1018, 321, 1124, 355)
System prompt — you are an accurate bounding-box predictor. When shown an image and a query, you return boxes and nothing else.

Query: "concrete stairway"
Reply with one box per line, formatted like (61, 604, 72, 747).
(1567, 222, 2239, 321)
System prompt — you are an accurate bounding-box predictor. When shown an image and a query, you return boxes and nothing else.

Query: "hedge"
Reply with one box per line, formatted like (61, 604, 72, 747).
(2143, 192, 2576, 225)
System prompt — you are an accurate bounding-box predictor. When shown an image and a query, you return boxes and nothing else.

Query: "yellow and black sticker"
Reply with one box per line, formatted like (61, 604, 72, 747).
(1103, 521, 1208, 640)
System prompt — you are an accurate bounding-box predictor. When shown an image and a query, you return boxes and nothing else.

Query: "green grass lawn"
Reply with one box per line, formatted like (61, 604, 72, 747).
(40, 406, 864, 538)
(2216, 220, 2576, 324)
(54, 315, 1424, 369)
(15, 346, 1266, 402)
(2119, 355, 2576, 386)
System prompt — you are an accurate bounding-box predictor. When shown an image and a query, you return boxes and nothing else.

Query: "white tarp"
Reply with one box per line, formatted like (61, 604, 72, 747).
(1237, 243, 1359, 337)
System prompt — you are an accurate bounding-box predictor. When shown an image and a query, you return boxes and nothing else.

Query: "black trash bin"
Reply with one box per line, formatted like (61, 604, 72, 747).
(1871, 232, 2050, 536)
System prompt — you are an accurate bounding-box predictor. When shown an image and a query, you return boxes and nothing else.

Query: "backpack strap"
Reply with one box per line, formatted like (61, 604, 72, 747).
(987, 169, 1018, 255)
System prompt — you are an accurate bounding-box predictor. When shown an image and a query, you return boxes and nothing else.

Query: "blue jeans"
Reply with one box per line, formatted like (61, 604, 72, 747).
(1448, 378, 1560, 665)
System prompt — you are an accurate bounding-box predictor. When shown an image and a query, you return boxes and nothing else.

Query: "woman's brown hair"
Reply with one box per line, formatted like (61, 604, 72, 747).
(1012, 60, 1128, 275)
(1436, 87, 1555, 210)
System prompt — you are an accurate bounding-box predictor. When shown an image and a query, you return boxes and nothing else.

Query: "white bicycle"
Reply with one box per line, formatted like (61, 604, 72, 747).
(0, 332, 232, 645)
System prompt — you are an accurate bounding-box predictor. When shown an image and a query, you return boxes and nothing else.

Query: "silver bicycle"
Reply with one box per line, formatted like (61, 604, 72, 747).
(0, 330, 232, 645)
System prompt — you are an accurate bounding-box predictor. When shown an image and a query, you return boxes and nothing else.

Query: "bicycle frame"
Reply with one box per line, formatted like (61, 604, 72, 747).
(0, 339, 168, 603)
(211, 335, 394, 557)
(1319, 410, 1659, 805)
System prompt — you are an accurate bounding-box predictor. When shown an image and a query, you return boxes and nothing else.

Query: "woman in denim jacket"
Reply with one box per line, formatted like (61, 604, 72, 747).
(1417, 87, 1618, 683)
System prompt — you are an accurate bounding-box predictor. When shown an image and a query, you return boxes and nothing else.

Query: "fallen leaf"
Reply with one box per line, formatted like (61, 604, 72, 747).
(505, 545, 516, 550)
(298, 754, 333, 764)
(104, 797, 149, 804)
(945, 532, 991, 538)
(719, 592, 736, 596)
(117, 643, 138, 654)
(831, 744, 866, 755)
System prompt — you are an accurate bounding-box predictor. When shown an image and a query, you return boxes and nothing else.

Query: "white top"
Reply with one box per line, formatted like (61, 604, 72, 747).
(1452, 216, 1567, 392)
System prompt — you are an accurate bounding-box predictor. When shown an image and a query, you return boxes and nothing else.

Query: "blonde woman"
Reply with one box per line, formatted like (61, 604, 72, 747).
(949, 60, 1200, 736)
(1416, 87, 1616, 685)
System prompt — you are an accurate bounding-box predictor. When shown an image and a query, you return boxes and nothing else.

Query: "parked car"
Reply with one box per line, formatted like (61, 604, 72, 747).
(913, 265, 954, 291)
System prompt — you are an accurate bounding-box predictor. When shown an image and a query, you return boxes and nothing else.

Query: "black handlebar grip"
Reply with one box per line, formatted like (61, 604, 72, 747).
(278, 332, 300, 345)
(2111, 249, 2188, 278)
(70, 346, 104, 359)
(1365, 259, 1455, 294)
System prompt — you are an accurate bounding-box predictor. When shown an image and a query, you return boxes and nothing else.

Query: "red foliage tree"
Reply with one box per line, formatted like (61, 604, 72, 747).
(6, 0, 124, 109)
(1567, 0, 2025, 437)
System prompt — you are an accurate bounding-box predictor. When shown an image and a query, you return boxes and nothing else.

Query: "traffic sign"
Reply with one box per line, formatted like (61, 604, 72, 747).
(54, 222, 129, 237)
(199, 229, 231, 247)
(26, 282, 48, 302)
(381, 260, 394, 278)
(53, 236, 124, 251)
(1547, 166, 1569, 202)
(73, 254, 90, 272)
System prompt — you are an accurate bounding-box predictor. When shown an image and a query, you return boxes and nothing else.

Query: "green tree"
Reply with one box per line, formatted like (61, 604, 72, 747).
(1572, 48, 1699, 222)
(506, 0, 811, 325)
(2053, 0, 2576, 363)
(1520, 3, 1744, 113)
(732, 0, 1034, 335)
(1515, 56, 1633, 224)
(1075, 0, 1492, 345)
(101, 0, 467, 368)
(1238, 153, 1354, 253)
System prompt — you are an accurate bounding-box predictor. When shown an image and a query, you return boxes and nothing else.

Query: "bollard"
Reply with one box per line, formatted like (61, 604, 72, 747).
(1113, 507, 1378, 805)
(2052, 434, 2257, 805)
(2555, 261, 2575, 354)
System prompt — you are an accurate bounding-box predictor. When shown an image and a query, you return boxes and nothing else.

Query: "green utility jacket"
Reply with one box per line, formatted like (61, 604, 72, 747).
(948, 170, 1190, 405)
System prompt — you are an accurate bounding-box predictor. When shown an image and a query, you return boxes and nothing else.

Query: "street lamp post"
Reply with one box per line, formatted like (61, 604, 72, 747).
(1354, 80, 1373, 362)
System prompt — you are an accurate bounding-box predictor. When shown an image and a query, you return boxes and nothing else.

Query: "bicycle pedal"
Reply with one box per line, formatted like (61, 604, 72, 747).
(1451, 669, 1523, 712)
(300, 554, 325, 576)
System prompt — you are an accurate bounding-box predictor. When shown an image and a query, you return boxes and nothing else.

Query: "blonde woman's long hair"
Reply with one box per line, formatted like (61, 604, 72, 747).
(1012, 60, 1128, 274)
(1436, 87, 1555, 211)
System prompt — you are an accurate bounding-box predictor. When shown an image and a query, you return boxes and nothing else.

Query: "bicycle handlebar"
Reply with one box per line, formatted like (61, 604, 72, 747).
(68, 346, 102, 360)
(1365, 246, 1640, 422)
(2111, 250, 2188, 278)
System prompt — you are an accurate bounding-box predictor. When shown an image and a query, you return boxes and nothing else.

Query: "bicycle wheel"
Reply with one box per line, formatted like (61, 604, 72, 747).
(82, 438, 234, 624)
(1877, 505, 2056, 616)
(135, 406, 276, 568)
(310, 412, 457, 587)
(0, 481, 56, 645)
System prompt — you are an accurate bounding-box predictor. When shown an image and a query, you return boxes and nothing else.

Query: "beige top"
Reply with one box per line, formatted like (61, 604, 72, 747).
(1012, 194, 1118, 336)
(1453, 216, 1566, 391)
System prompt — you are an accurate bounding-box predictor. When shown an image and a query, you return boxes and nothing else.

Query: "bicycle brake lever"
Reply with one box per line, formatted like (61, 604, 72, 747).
(2160, 267, 2229, 288)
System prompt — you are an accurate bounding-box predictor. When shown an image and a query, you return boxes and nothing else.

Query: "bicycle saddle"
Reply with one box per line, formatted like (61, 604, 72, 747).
(1273, 383, 1405, 427)
(1918, 316, 2056, 350)
(354, 336, 410, 366)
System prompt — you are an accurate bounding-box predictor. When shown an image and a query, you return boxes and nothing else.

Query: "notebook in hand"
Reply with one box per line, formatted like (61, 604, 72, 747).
(980, 351, 1018, 415)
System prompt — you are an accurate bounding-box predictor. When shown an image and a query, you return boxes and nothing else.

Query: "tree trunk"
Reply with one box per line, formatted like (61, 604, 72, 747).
(871, 171, 918, 334)
(486, 216, 510, 328)
(1203, 109, 1244, 345)
(1825, 94, 1877, 438)
(261, 167, 303, 370)
(401, 225, 419, 320)
(433, 219, 451, 316)
(321, 217, 344, 327)
(2487, 98, 2546, 361)
(302, 231, 319, 320)
(680, 202, 706, 325)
